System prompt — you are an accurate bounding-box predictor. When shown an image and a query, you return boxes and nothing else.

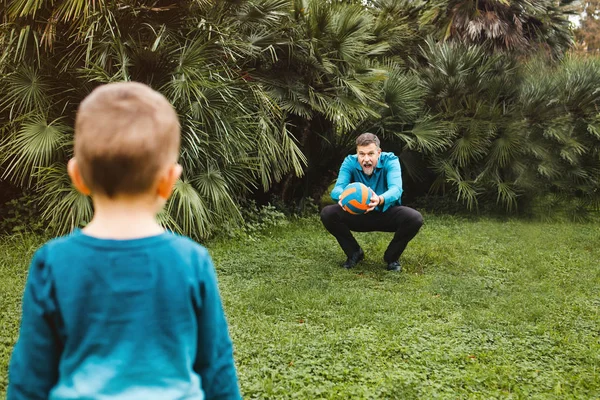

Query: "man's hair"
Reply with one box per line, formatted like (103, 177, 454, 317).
(356, 132, 380, 148)
(74, 82, 180, 198)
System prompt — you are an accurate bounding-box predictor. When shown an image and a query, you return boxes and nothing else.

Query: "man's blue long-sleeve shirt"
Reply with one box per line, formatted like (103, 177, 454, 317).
(8, 230, 241, 400)
(331, 152, 403, 212)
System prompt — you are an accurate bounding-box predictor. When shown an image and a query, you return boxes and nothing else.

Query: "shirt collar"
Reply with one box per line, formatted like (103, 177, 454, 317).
(376, 155, 384, 169)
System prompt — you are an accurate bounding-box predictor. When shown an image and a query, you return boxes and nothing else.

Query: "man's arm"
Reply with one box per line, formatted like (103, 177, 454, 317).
(7, 248, 62, 400)
(193, 255, 241, 400)
(379, 154, 403, 212)
(331, 156, 354, 202)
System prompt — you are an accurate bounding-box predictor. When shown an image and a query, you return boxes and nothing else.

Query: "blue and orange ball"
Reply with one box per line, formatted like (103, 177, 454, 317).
(340, 182, 375, 215)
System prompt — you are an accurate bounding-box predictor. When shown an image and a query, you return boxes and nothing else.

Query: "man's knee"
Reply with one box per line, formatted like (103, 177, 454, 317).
(411, 209, 424, 230)
(320, 204, 340, 225)
(392, 206, 423, 233)
(406, 209, 424, 235)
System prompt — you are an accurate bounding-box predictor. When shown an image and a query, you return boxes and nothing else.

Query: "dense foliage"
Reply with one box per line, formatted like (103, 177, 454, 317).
(1, 0, 598, 238)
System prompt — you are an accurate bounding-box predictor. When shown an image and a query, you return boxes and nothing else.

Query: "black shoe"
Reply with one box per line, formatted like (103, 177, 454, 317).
(386, 261, 402, 272)
(342, 249, 364, 269)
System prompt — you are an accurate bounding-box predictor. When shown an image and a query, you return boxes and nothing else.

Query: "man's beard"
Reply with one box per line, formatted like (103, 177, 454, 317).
(362, 162, 374, 175)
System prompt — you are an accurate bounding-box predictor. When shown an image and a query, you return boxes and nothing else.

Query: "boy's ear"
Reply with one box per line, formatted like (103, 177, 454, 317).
(67, 158, 92, 196)
(157, 163, 183, 200)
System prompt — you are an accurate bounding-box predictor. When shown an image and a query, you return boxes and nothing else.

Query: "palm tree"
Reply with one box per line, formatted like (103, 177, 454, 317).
(235, 0, 387, 201)
(2, 0, 596, 229)
(419, 0, 577, 58)
(415, 38, 600, 217)
(0, 0, 307, 239)
(417, 39, 526, 210)
(518, 54, 600, 220)
(249, 0, 448, 201)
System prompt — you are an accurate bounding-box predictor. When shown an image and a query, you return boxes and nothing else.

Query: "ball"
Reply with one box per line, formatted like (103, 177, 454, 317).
(339, 182, 375, 215)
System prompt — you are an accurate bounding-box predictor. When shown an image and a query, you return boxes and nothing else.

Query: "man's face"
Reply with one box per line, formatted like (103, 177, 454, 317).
(357, 143, 381, 176)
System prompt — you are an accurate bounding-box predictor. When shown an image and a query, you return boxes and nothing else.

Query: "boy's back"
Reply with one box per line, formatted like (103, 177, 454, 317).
(9, 231, 239, 400)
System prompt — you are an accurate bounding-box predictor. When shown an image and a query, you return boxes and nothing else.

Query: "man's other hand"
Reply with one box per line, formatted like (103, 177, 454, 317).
(366, 193, 382, 213)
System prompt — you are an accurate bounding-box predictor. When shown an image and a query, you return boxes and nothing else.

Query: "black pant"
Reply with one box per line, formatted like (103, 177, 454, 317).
(320, 204, 423, 263)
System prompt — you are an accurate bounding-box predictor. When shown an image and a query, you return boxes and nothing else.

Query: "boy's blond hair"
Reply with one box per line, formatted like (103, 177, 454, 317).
(74, 82, 180, 198)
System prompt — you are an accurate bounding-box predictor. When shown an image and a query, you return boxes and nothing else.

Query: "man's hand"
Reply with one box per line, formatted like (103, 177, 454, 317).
(366, 193, 383, 213)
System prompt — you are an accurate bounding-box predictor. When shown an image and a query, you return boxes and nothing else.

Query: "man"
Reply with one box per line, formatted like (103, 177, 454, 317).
(320, 133, 423, 272)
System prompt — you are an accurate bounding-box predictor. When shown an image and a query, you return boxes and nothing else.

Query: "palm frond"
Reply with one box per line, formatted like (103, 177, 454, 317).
(167, 179, 211, 240)
(192, 165, 243, 222)
(450, 124, 490, 168)
(0, 117, 71, 186)
(381, 71, 422, 120)
(0, 66, 50, 118)
(487, 129, 523, 168)
(405, 117, 452, 153)
(495, 180, 518, 212)
(36, 163, 93, 234)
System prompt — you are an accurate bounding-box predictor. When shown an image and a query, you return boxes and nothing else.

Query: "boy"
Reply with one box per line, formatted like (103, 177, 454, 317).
(7, 82, 241, 399)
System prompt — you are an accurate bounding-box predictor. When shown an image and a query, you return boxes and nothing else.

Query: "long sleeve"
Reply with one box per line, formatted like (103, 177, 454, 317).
(331, 156, 354, 202)
(380, 154, 403, 212)
(7, 248, 62, 400)
(193, 256, 241, 400)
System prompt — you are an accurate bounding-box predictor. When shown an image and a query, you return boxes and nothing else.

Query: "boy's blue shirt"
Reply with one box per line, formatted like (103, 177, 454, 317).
(8, 230, 241, 400)
(331, 152, 403, 212)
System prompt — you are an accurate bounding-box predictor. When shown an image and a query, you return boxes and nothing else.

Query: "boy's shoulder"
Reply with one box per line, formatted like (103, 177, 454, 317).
(32, 232, 213, 285)
(38, 231, 209, 262)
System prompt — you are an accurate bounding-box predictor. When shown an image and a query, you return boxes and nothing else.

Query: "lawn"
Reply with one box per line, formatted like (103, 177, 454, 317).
(1, 215, 599, 398)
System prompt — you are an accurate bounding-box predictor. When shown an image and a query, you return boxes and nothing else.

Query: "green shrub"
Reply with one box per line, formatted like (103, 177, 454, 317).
(0, 192, 45, 235)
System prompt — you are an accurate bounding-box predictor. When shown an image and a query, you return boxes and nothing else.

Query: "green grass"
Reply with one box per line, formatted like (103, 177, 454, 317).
(1, 215, 599, 398)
